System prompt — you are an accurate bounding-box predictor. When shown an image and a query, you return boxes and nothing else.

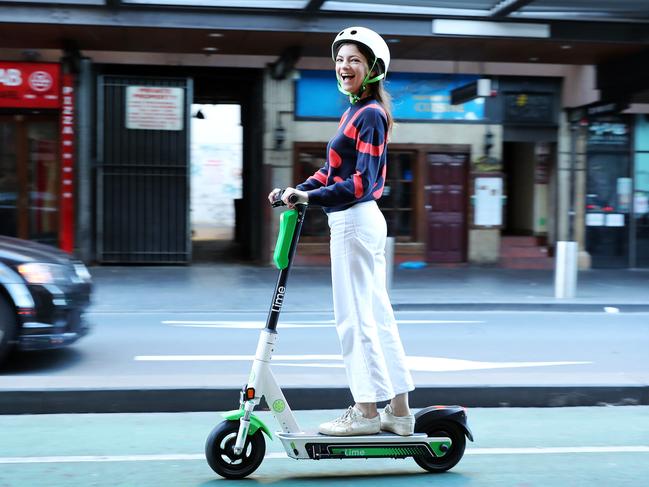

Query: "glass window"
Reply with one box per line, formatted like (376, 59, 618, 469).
(27, 121, 59, 244)
(634, 146, 649, 268)
(294, 145, 415, 240)
(0, 117, 59, 243)
(0, 121, 18, 237)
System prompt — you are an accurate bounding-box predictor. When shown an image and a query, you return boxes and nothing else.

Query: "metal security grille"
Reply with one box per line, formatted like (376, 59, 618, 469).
(96, 76, 192, 263)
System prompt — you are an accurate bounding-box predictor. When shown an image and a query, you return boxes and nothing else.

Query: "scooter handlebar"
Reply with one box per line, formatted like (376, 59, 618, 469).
(271, 190, 299, 208)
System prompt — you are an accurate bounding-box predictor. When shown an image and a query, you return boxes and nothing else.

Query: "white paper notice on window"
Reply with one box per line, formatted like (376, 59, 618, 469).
(605, 213, 625, 227)
(586, 213, 604, 226)
(126, 86, 184, 131)
(474, 177, 502, 226)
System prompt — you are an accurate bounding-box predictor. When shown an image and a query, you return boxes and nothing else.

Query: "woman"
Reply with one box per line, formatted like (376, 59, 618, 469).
(268, 26, 414, 436)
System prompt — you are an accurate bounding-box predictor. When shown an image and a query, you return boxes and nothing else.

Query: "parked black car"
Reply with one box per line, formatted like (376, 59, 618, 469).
(0, 236, 92, 365)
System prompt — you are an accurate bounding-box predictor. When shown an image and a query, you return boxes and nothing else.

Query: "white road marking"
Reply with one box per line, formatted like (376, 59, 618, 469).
(134, 354, 591, 372)
(1, 447, 647, 464)
(163, 319, 483, 329)
(135, 354, 342, 362)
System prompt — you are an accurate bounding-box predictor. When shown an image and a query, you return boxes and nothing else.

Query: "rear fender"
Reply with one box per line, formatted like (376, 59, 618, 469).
(415, 405, 474, 442)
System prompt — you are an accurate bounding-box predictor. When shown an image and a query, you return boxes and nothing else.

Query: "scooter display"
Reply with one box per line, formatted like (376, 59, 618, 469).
(205, 193, 473, 479)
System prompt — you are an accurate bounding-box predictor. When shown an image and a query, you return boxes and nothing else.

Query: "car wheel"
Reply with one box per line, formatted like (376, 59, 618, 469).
(0, 296, 17, 366)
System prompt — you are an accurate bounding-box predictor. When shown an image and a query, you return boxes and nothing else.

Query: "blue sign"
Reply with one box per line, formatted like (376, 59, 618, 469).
(295, 70, 485, 121)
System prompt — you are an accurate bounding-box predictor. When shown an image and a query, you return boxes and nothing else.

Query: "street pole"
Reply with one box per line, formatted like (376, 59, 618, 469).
(554, 119, 579, 298)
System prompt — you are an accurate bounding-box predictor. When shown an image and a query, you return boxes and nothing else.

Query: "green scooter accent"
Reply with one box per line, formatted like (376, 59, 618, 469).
(223, 409, 273, 440)
(273, 209, 298, 269)
(429, 440, 452, 457)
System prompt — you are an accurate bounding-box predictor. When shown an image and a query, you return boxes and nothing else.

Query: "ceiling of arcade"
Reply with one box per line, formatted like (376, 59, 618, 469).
(0, 1, 648, 78)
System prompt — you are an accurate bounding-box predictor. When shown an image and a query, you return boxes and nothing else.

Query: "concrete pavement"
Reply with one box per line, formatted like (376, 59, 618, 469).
(88, 264, 649, 313)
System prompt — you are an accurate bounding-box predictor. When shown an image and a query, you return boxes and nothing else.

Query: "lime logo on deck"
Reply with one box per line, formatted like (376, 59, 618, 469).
(272, 400, 286, 413)
(331, 446, 422, 457)
(343, 449, 366, 457)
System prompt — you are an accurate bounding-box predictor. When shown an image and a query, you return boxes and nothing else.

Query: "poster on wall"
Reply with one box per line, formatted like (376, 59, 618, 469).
(474, 177, 503, 226)
(125, 86, 184, 130)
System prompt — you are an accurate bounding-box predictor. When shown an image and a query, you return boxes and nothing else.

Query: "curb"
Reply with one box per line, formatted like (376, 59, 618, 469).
(393, 303, 649, 312)
(1, 386, 647, 415)
(87, 303, 649, 314)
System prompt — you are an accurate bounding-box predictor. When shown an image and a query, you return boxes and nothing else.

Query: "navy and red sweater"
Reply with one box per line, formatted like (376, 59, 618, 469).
(297, 97, 388, 213)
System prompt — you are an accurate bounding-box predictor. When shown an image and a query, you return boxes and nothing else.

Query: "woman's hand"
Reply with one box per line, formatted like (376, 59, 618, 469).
(268, 188, 282, 205)
(281, 187, 309, 209)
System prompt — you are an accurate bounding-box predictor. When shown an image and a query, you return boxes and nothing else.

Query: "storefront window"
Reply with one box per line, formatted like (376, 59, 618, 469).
(585, 118, 631, 268)
(294, 145, 415, 239)
(0, 121, 18, 237)
(27, 122, 59, 244)
(634, 115, 649, 267)
(0, 117, 58, 244)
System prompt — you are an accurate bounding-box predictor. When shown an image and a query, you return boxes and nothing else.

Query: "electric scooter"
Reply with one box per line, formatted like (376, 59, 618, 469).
(205, 193, 473, 479)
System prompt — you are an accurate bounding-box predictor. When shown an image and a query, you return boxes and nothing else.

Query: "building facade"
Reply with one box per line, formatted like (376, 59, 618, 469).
(1, 1, 648, 269)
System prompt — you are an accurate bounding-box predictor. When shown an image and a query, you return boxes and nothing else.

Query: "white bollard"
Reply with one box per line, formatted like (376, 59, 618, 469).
(385, 236, 395, 292)
(554, 241, 578, 298)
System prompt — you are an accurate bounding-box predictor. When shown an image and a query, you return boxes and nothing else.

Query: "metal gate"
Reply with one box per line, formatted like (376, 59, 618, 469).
(97, 76, 192, 263)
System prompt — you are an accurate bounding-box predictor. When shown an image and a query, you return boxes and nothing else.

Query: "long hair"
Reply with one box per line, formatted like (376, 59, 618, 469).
(336, 42, 394, 136)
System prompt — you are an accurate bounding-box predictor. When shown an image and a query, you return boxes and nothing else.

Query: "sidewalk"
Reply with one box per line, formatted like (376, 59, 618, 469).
(88, 264, 649, 313)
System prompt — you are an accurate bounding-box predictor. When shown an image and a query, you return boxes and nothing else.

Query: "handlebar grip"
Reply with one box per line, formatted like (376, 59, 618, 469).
(271, 190, 300, 207)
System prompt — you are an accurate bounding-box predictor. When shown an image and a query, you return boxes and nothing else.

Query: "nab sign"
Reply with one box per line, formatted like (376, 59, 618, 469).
(0, 62, 61, 109)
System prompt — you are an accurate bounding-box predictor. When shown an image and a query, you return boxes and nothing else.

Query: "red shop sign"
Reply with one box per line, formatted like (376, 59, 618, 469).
(59, 73, 75, 253)
(0, 62, 61, 109)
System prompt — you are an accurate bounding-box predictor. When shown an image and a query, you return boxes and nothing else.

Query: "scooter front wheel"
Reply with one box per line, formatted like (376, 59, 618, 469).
(205, 419, 266, 479)
(414, 420, 466, 473)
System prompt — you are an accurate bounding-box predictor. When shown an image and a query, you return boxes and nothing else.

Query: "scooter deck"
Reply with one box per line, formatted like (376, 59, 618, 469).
(276, 431, 451, 460)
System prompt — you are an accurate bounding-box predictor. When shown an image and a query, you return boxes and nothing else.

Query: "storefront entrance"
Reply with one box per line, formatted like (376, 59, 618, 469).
(0, 114, 59, 245)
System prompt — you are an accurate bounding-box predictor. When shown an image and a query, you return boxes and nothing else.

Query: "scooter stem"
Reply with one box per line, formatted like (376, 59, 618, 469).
(265, 203, 306, 332)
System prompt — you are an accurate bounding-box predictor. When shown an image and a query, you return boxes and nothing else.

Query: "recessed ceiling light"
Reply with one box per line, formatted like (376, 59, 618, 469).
(529, 56, 539, 62)
(203, 47, 219, 52)
(385, 38, 400, 44)
(560, 44, 572, 50)
(208, 33, 224, 38)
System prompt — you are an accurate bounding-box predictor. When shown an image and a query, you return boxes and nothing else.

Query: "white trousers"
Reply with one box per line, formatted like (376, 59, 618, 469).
(327, 201, 415, 403)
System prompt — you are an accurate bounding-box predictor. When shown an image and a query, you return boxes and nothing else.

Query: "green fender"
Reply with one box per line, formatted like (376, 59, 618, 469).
(222, 409, 273, 440)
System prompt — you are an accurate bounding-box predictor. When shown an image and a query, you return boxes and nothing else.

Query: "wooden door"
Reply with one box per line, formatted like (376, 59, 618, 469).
(425, 153, 468, 262)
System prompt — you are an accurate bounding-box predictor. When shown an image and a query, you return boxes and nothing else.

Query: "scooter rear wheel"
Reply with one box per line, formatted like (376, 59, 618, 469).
(205, 419, 266, 479)
(413, 420, 466, 473)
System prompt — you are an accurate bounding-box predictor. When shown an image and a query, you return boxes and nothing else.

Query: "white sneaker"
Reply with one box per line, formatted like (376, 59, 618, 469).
(318, 406, 381, 436)
(380, 404, 415, 436)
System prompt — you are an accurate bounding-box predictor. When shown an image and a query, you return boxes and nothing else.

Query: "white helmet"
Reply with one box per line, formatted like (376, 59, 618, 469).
(331, 26, 391, 76)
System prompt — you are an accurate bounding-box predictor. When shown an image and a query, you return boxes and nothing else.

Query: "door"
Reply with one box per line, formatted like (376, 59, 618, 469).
(424, 153, 468, 262)
(97, 76, 192, 263)
(0, 115, 59, 245)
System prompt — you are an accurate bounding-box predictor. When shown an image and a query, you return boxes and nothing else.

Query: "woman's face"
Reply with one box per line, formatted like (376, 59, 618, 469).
(335, 43, 369, 94)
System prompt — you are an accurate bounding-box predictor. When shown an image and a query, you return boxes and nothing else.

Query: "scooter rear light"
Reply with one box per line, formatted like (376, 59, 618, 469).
(245, 387, 256, 400)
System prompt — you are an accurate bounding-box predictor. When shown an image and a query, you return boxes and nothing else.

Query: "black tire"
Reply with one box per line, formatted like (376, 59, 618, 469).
(205, 420, 265, 479)
(413, 419, 466, 473)
(0, 296, 17, 367)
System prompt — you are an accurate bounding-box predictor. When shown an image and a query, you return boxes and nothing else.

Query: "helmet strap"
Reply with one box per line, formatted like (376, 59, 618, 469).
(336, 58, 385, 104)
